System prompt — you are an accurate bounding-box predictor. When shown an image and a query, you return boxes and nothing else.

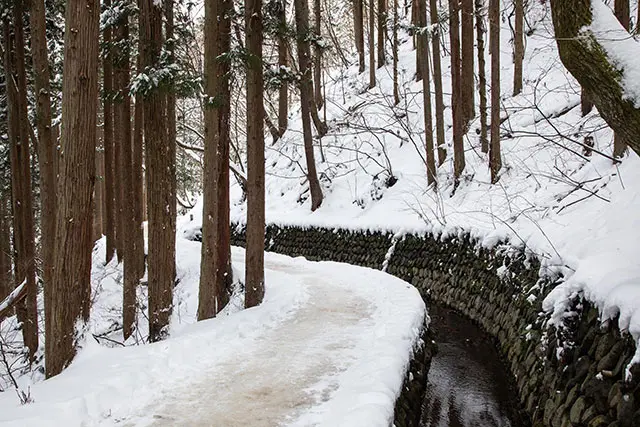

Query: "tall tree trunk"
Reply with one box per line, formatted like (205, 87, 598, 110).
(47, 0, 99, 377)
(430, 0, 446, 165)
(132, 52, 145, 282)
(199, 0, 233, 321)
(377, 0, 386, 68)
(141, 0, 175, 342)
(313, 0, 323, 109)
(392, 0, 400, 105)
(5, 3, 38, 362)
(461, 0, 475, 126)
(0, 197, 9, 303)
(294, 0, 324, 211)
(513, 0, 524, 96)
(103, 0, 117, 264)
(245, 0, 266, 308)
(30, 0, 56, 348)
(355, 0, 365, 73)
(114, 9, 136, 340)
(476, 0, 488, 152)
(489, 0, 501, 183)
(449, 0, 465, 181)
(368, 0, 376, 88)
(417, 0, 436, 185)
(165, 0, 178, 253)
(613, 0, 629, 158)
(277, 0, 289, 133)
(94, 141, 105, 241)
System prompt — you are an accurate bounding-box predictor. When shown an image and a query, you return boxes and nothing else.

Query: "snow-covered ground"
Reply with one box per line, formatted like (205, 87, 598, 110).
(222, 1, 640, 366)
(0, 234, 426, 426)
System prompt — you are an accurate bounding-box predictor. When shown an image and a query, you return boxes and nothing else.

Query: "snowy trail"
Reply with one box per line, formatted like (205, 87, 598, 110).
(129, 260, 373, 427)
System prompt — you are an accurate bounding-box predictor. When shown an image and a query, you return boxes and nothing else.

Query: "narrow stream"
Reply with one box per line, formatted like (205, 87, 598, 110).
(420, 302, 528, 427)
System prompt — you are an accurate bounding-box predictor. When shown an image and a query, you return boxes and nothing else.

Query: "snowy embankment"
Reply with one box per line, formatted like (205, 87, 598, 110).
(0, 232, 426, 426)
(222, 1, 640, 367)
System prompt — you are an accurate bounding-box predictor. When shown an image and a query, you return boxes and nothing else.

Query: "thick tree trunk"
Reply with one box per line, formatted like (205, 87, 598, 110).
(430, 0, 446, 165)
(449, 0, 465, 181)
(368, 0, 376, 88)
(165, 0, 178, 252)
(245, 0, 266, 308)
(5, 3, 38, 362)
(132, 53, 145, 281)
(103, 0, 117, 264)
(294, 0, 324, 211)
(393, 0, 400, 105)
(581, 89, 593, 116)
(313, 0, 324, 109)
(377, 0, 386, 68)
(513, 0, 524, 96)
(355, 0, 366, 73)
(550, 0, 640, 158)
(476, 0, 488, 153)
(489, 0, 501, 183)
(47, 0, 99, 377)
(277, 0, 289, 133)
(461, 0, 475, 125)
(29, 0, 56, 344)
(417, 0, 436, 185)
(141, 0, 175, 342)
(199, 0, 233, 321)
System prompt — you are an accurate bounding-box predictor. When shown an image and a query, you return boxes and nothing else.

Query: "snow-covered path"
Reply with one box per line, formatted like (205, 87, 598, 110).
(0, 249, 426, 427)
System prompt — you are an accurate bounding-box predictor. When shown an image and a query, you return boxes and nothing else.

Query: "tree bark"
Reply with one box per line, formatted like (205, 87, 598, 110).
(461, 0, 475, 125)
(513, 0, 524, 96)
(377, 0, 387, 68)
(165, 0, 178, 250)
(277, 0, 289, 133)
(47, 0, 99, 377)
(476, 0, 488, 153)
(29, 0, 56, 345)
(0, 197, 10, 304)
(489, 0, 501, 183)
(392, 0, 400, 105)
(294, 0, 324, 211)
(199, 0, 233, 320)
(103, 0, 117, 264)
(449, 0, 465, 181)
(5, 2, 38, 362)
(245, 0, 266, 308)
(132, 52, 145, 282)
(550, 0, 640, 158)
(417, 0, 436, 185)
(313, 0, 323, 109)
(430, 0, 446, 164)
(581, 89, 593, 117)
(141, 0, 175, 342)
(368, 0, 376, 88)
(354, 0, 365, 73)
(613, 0, 629, 158)
(94, 139, 104, 241)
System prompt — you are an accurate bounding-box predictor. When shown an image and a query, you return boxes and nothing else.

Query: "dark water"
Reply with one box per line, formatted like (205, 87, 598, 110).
(420, 303, 528, 427)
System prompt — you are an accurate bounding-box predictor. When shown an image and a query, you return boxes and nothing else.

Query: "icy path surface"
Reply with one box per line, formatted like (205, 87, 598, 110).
(0, 248, 426, 427)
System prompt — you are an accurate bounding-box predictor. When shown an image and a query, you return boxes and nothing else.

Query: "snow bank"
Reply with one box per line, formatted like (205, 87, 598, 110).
(0, 242, 426, 426)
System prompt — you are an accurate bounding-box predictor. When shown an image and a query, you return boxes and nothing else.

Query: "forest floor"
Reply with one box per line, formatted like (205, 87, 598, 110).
(0, 243, 425, 426)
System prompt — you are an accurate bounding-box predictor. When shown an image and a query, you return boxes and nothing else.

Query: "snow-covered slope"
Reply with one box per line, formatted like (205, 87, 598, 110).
(0, 236, 426, 426)
(226, 2, 640, 365)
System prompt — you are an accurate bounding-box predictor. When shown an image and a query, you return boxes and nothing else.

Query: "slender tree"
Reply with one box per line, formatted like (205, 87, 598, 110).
(392, 0, 400, 105)
(513, 0, 524, 95)
(368, 0, 376, 88)
(141, 0, 175, 341)
(313, 0, 323, 109)
(47, 0, 99, 377)
(489, 0, 501, 183)
(277, 0, 289, 133)
(294, 0, 324, 210)
(449, 0, 465, 181)
(417, 0, 436, 185)
(429, 0, 446, 164)
(245, 0, 266, 308)
(613, 0, 629, 158)
(199, 0, 233, 320)
(5, 2, 38, 361)
(354, 0, 365, 73)
(165, 0, 178, 242)
(476, 0, 488, 152)
(0, 197, 9, 303)
(461, 0, 475, 126)
(377, 0, 387, 68)
(103, 0, 117, 263)
(132, 52, 145, 281)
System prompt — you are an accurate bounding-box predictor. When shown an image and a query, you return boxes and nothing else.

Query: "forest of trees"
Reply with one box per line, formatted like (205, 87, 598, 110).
(0, 0, 638, 380)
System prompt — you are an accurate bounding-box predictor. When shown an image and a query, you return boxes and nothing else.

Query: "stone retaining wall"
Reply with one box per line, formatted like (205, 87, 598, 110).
(223, 223, 639, 426)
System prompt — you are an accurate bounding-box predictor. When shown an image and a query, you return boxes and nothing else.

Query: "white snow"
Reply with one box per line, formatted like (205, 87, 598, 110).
(0, 234, 426, 426)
